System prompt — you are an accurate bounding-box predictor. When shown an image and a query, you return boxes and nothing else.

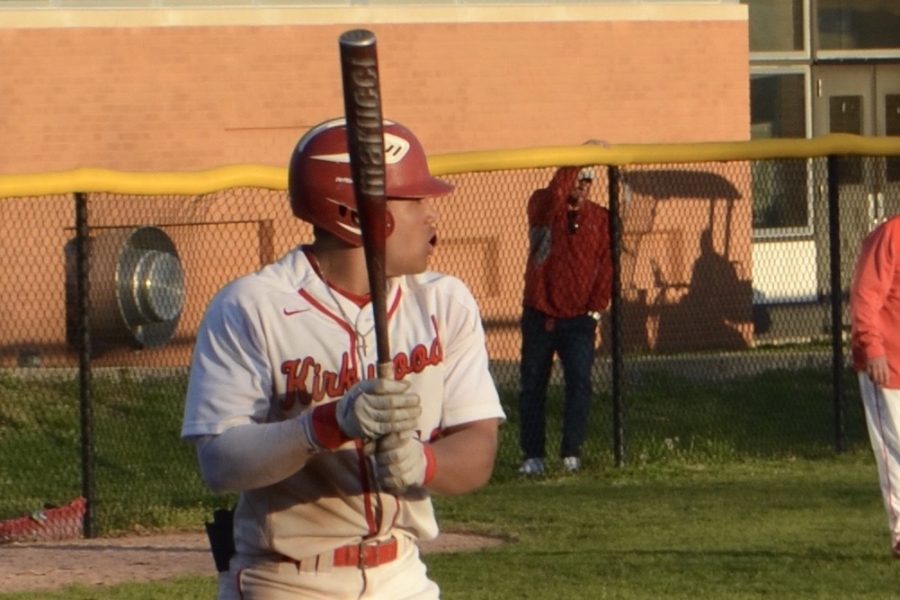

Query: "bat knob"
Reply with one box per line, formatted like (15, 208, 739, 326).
(340, 29, 376, 48)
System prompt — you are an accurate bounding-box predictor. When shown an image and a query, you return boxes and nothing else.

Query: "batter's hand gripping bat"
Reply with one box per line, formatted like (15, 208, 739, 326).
(338, 29, 392, 382)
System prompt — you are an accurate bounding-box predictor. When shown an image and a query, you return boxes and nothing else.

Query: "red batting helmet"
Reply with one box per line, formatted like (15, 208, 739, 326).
(288, 117, 454, 246)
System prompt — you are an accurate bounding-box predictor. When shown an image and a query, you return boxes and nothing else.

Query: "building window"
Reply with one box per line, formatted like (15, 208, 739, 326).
(750, 70, 811, 236)
(743, 0, 805, 53)
(816, 0, 900, 51)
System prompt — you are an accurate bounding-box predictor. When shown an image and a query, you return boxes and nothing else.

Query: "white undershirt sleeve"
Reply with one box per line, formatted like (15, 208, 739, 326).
(193, 414, 320, 493)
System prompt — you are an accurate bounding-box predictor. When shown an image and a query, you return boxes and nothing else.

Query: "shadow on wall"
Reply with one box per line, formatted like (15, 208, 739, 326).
(602, 169, 753, 353)
(653, 227, 751, 352)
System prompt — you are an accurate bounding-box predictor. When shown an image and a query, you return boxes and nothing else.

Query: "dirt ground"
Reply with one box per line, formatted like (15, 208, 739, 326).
(0, 531, 503, 593)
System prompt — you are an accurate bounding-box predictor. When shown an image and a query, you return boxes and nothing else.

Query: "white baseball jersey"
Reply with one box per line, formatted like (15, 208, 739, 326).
(181, 245, 505, 562)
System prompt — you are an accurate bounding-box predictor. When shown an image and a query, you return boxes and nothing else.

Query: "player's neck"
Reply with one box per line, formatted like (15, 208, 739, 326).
(308, 240, 370, 296)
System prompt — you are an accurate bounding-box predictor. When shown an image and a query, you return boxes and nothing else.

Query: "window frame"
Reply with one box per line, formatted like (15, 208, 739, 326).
(812, 0, 900, 59)
(745, 0, 811, 61)
(749, 65, 815, 240)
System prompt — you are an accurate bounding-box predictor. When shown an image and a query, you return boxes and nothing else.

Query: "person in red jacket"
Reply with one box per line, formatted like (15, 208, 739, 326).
(850, 214, 900, 558)
(518, 153, 612, 475)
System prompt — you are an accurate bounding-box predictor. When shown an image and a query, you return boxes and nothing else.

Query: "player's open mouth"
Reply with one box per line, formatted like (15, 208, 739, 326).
(429, 234, 438, 248)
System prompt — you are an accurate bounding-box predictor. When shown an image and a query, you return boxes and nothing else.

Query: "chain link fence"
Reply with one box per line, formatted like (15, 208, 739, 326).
(0, 137, 893, 535)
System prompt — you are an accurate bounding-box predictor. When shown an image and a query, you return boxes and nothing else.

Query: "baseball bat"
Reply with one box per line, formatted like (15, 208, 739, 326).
(339, 29, 392, 382)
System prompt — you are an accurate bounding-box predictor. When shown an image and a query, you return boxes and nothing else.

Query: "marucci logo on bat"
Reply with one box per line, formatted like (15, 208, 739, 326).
(310, 132, 411, 165)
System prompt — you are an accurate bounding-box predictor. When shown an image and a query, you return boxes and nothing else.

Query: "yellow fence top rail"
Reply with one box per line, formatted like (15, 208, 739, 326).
(0, 165, 287, 199)
(3, 134, 900, 199)
(430, 133, 900, 174)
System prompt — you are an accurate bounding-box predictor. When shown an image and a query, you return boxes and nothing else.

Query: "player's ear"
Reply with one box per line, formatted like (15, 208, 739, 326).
(385, 211, 395, 238)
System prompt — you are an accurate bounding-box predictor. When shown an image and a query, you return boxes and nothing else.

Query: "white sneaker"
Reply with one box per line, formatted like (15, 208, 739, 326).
(518, 458, 544, 476)
(562, 456, 581, 473)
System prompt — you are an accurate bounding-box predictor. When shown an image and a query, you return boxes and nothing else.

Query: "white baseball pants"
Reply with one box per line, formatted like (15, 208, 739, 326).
(217, 534, 439, 600)
(859, 373, 900, 551)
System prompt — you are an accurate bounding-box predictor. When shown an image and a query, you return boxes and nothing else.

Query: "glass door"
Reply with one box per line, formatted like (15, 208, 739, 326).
(875, 65, 900, 217)
(812, 64, 900, 294)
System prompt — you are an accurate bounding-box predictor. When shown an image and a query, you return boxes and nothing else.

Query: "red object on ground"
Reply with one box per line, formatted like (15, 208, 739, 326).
(0, 497, 86, 543)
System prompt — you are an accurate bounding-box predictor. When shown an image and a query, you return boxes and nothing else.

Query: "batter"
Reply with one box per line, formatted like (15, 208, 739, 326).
(182, 118, 505, 599)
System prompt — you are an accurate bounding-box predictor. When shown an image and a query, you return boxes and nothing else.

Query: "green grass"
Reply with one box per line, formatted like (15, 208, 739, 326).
(429, 456, 897, 599)
(0, 361, 891, 597)
(0, 577, 217, 599)
(0, 365, 872, 530)
(3, 455, 898, 599)
(618, 366, 867, 461)
(0, 372, 229, 533)
(494, 365, 869, 480)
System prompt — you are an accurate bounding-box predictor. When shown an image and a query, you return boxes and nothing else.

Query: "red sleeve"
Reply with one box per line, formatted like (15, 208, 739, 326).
(310, 402, 352, 449)
(528, 167, 580, 227)
(851, 221, 900, 360)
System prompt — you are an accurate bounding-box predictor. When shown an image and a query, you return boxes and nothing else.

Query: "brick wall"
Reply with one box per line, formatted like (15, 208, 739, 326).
(0, 4, 751, 365)
(0, 5, 748, 173)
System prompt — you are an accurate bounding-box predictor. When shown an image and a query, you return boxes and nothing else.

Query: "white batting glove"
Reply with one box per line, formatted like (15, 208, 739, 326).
(375, 432, 436, 494)
(306, 379, 421, 450)
(336, 378, 421, 440)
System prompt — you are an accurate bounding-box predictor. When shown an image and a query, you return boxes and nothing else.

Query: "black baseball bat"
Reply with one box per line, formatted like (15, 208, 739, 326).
(339, 29, 392, 382)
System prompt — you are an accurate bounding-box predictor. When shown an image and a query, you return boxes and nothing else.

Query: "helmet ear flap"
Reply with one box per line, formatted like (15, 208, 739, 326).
(342, 207, 394, 242)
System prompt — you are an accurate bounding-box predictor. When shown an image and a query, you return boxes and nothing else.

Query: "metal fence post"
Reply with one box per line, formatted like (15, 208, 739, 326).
(827, 156, 846, 453)
(608, 166, 625, 467)
(74, 192, 95, 537)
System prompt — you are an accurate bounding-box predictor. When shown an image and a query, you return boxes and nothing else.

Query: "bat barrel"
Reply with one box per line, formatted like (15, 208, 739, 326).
(339, 29, 392, 372)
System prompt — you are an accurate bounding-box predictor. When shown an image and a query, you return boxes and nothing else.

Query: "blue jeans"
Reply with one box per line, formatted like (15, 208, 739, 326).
(518, 306, 597, 460)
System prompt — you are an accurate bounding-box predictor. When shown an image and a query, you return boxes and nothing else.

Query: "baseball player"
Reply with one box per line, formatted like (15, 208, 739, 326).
(181, 117, 505, 599)
(850, 214, 900, 558)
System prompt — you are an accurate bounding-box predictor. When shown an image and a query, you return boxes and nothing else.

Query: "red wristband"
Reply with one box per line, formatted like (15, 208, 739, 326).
(310, 402, 351, 450)
(422, 443, 437, 485)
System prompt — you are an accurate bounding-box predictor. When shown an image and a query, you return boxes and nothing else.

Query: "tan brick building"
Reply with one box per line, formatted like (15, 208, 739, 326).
(0, 3, 750, 366)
